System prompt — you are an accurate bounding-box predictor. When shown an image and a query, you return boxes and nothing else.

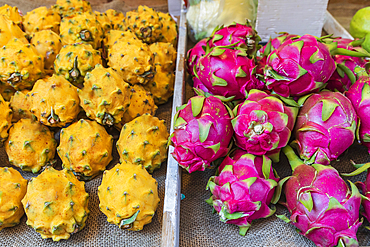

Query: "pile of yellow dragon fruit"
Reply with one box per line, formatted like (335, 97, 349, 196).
(171, 22, 370, 246)
(0, 0, 177, 241)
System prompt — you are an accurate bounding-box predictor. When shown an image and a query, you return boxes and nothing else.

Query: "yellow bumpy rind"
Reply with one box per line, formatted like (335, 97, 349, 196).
(149, 42, 177, 73)
(0, 94, 12, 144)
(23, 6, 61, 35)
(98, 162, 160, 231)
(22, 167, 89, 241)
(158, 12, 178, 47)
(144, 69, 175, 105)
(10, 90, 32, 122)
(0, 16, 27, 48)
(58, 119, 113, 180)
(0, 4, 22, 26)
(53, 0, 92, 18)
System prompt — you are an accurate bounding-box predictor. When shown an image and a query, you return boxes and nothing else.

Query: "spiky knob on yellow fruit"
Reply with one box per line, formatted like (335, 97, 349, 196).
(0, 167, 27, 231)
(98, 162, 160, 231)
(22, 167, 89, 241)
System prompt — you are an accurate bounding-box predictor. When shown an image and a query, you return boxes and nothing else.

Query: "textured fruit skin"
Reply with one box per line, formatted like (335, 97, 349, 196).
(259, 33, 298, 54)
(53, 0, 92, 18)
(94, 11, 112, 34)
(232, 90, 298, 162)
(31, 30, 62, 71)
(170, 95, 233, 173)
(0, 4, 22, 27)
(354, 169, 370, 226)
(144, 70, 174, 105)
(98, 162, 160, 231)
(60, 12, 104, 49)
(149, 42, 177, 73)
(0, 38, 44, 91)
(117, 85, 157, 128)
(280, 146, 362, 247)
(265, 34, 336, 97)
(0, 16, 27, 47)
(196, 47, 265, 100)
(58, 119, 113, 180)
(29, 74, 80, 128)
(5, 119, 57, 173)
(9, 90, 32, 122)
(117, 114, 169, 173)
(158, 12, 177, 47)
(0, 167, 27, 231)
(326, 39, 367, 93)
(23, 6, 61, 35)
(124, 5, 163, 44)
(78, 64, 131, 126)
(22, 167, 89, 241)
(206, 150, 279, 235)
(105, 9, 125, 30)
(293, 91, 357, 165)
(108, 39, 154, 85)
(345, 75, 370, 152)
(54, 43, 102, 88)
(0, 93, 12, 144)
(103, 30, 139, 55)
(209, 22, 261, 57)
(0, 83, 16, 101)
(186, 38, 207, 77)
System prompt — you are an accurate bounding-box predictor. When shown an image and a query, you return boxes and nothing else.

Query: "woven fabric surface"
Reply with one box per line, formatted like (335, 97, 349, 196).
(0, 101, 172, 247)
(179, 80, 370, 247)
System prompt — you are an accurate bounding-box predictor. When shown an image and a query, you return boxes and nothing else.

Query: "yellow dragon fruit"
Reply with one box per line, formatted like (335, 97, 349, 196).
(0, 167, 27, 231)
(105, 9, 125, 30)
(123, 5, 163, 44)
(23, 6, 61, 35)
(0, 15, 27, 47)
(9, 90, 32, 122)
(58, 119, 113, 180)
(108, 39, 154, 85)
(103, 30, 139, 52)
(117, 114, 169, 173)
(78, 64, 131, 126)
(53, 0, 92, 18)
(60, 11, 104, 49)
(116, 84, 158, 129)
(31, 30, 62, 72)
(158, 12, 177, 47)
(54, 43, 102, 88)
(0, 4, 22, 28)
(0, 38, 44, 91)
(29, 74, 80, 127)
(149, 42, 177, 73)
(144, 70, 174, 105)
(5, 118, 57, 173)
(94, 11, 112, 34)
(0, 93, 12, 144)
(98, 162, 160, 231)
(22, 167, 89, 241)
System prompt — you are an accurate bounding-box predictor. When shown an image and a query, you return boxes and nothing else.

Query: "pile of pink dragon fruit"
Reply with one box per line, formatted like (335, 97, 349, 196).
(169, 22, 370, 247)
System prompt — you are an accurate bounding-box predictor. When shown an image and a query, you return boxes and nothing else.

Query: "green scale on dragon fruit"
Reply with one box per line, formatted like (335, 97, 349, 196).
(187, 38, 208, 77)
(209, 22, 261, 57)
(194, 47, 265, 100)
(275, 146, 362, 247)
(206, 149, 280, 236)
(292, 90, 357, 165)
(326, 38, 367, 93)
(264, 34, 369, 98)
(343, 162, 370, 231)
(231, 89, 298, 162)
(345, 68, 370, 152)
(170, 95, 233, 173)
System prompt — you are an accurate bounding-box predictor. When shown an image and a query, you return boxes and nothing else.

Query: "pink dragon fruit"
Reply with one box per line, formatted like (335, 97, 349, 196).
(195, 47, 265, 100)
(264, 34, 336, 97)
(345, 70, 370, 152)
(326, 38, 367, 93)
(232, 89, 298, 162)
(206, 149, 279, 235)
(209, 22, 261, 57)
(293, 91, 357, 165)
(343, 162, 370, 229)
(276, 145, 362, 247)
(259, 32, 298, 55)
(170, 95, 233, 173)
(187, 38, 208, 77)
